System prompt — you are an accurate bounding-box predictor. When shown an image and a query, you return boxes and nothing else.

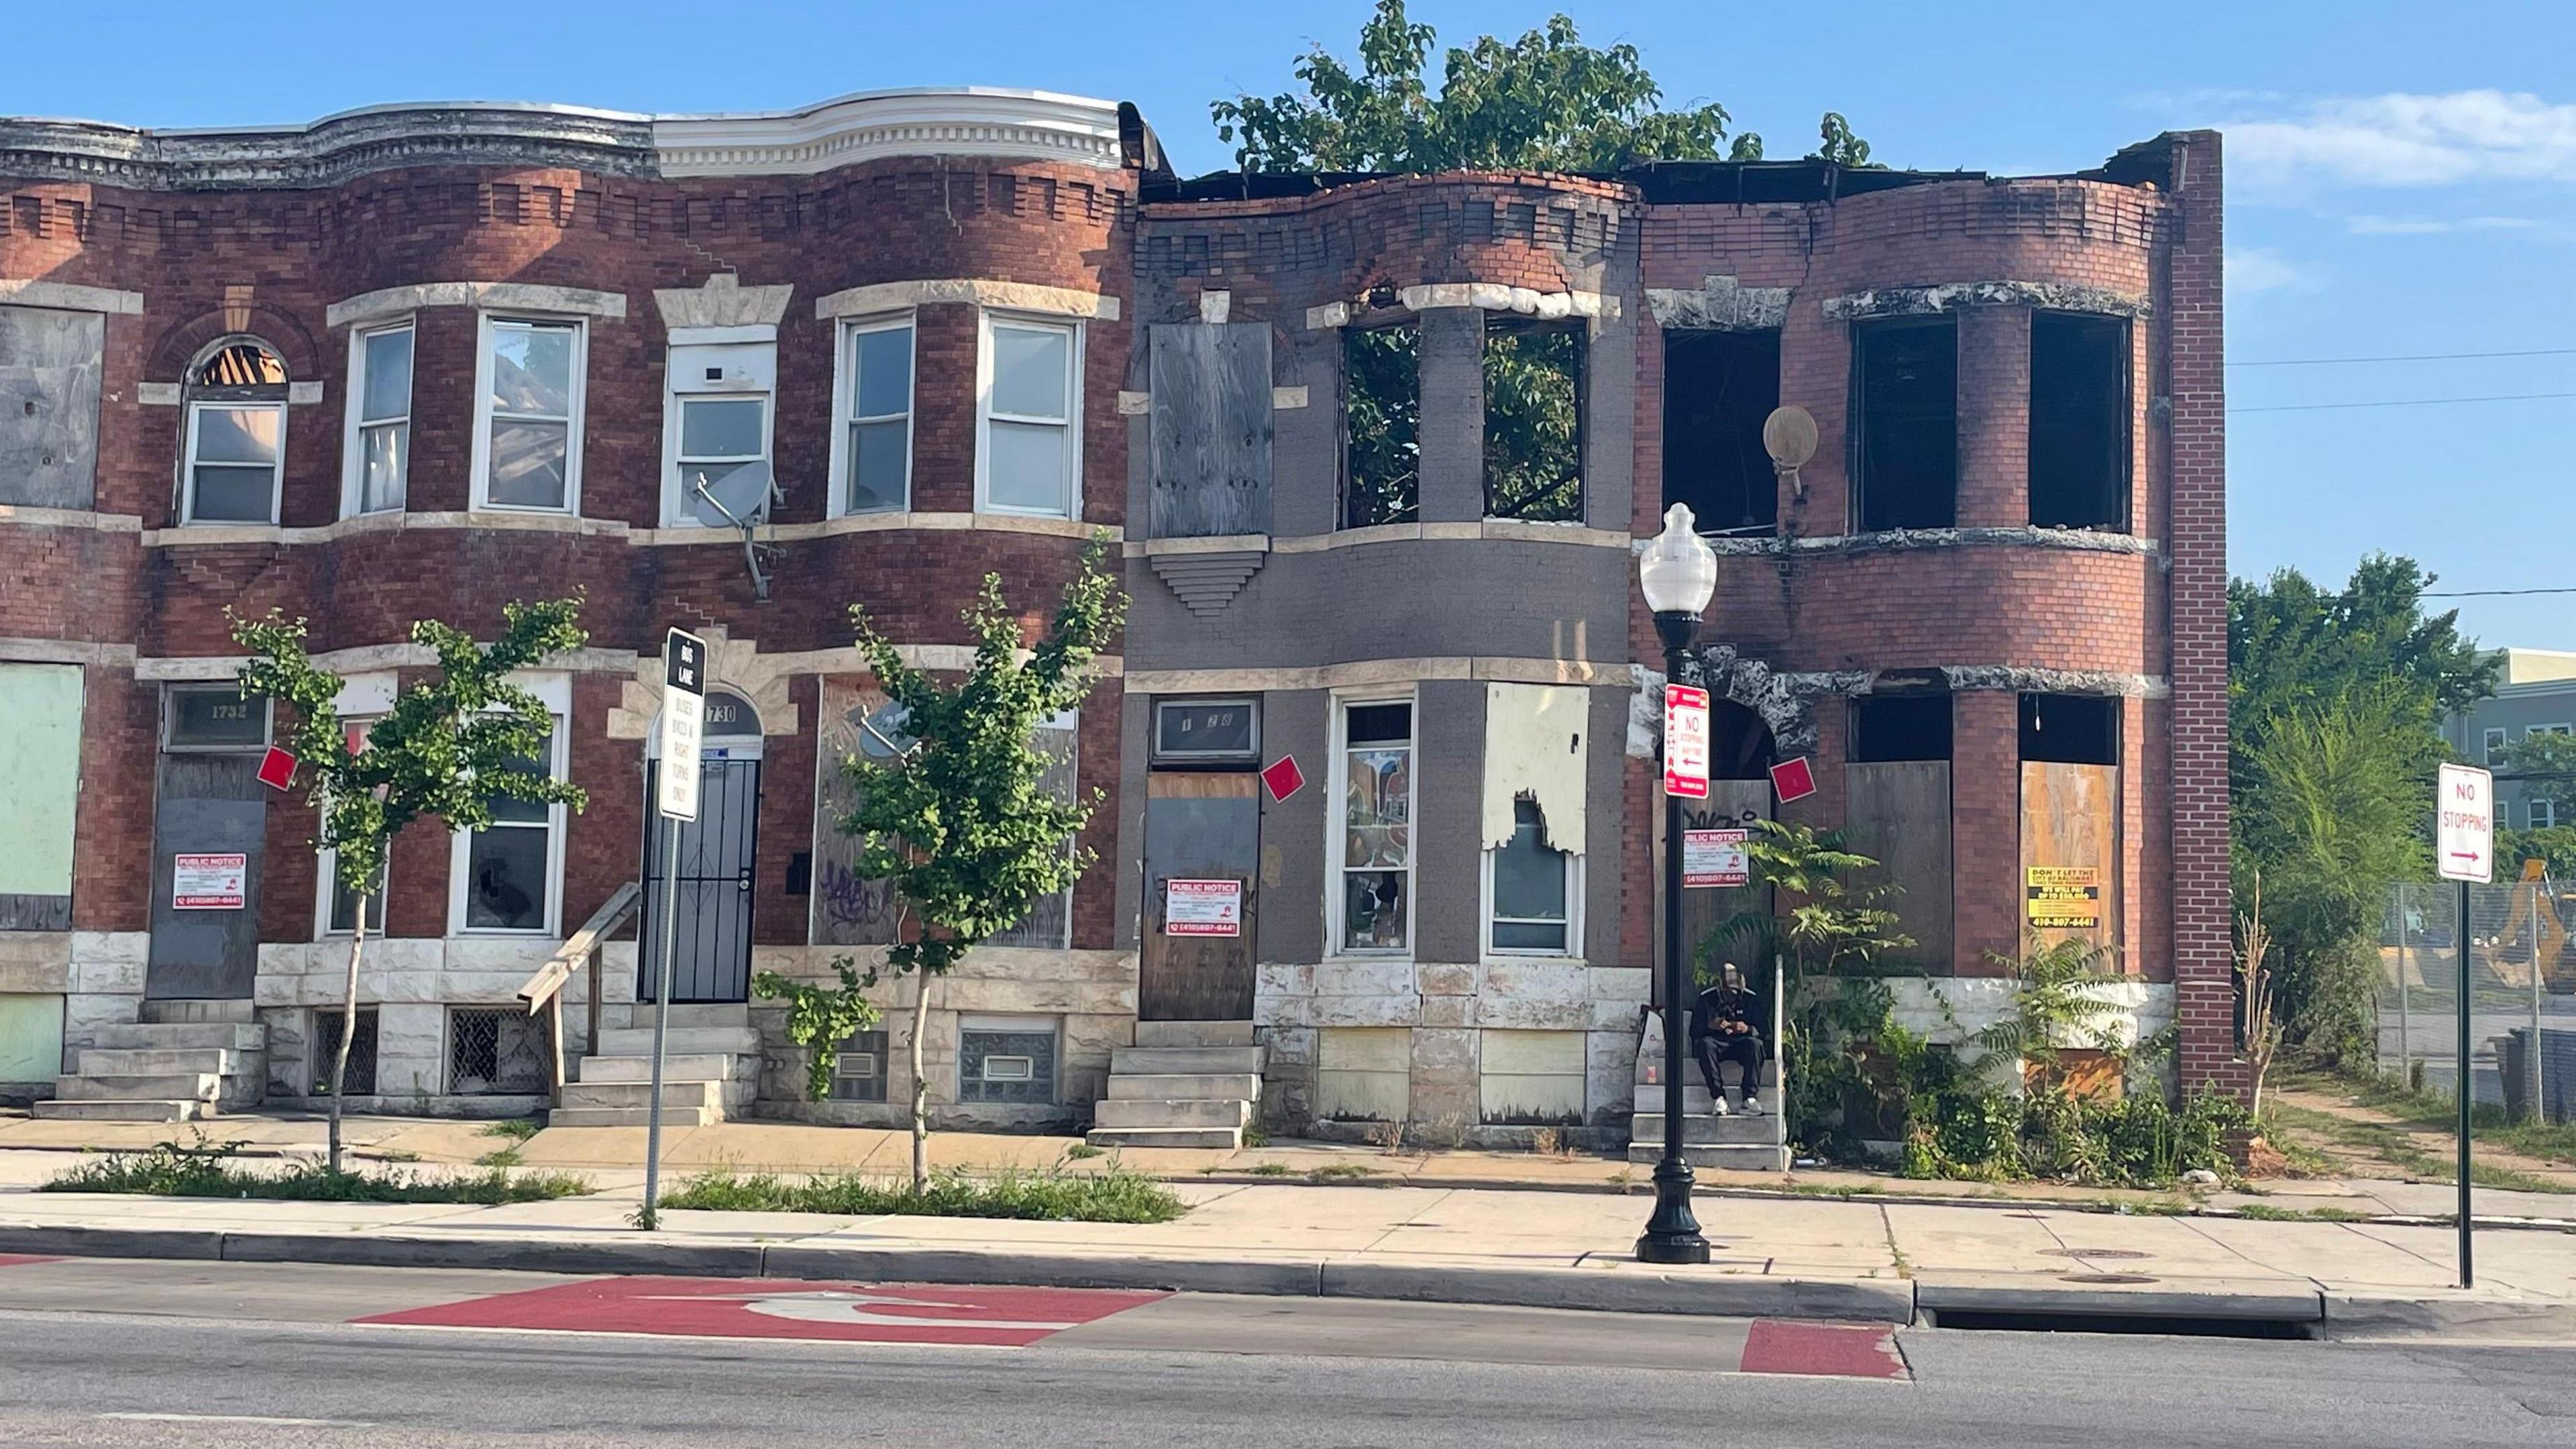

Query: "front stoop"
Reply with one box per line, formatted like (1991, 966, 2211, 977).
(552, 1004, 758, 1128)
(1626, 1012, 1788, 1172)
(33, 1019, 268, 1123)
(1087, 1020, 1263, 1150)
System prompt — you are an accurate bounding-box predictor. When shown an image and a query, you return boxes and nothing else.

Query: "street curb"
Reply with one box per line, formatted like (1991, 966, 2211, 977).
(2321, 1291, 2576, 1342)
(0, 1221, 1906, 1323)
(1915, 1277, 2325, 1326)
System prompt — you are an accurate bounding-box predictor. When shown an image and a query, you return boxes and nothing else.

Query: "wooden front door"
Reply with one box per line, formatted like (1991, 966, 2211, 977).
(1139, 771, 1259, 1022)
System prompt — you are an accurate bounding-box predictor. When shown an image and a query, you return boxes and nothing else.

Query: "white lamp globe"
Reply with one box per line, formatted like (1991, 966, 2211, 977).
(1638, 503, 1718, 617)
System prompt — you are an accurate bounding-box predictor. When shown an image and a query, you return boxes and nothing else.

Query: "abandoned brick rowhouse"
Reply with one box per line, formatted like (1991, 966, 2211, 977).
(0, 88, 2231, 1151)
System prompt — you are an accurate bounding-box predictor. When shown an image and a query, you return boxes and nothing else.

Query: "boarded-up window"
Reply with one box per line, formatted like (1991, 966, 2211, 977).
(1484, 318, 1583, 521)
(1318, 1026, 1410, 1122)
(1851, 317, 1956, 531)
(1149, 323, 1273, 538)
(989, 712, 1079, 950)
(2021, 694, 2119, 959)
(0, 663, 82, 930)
(1343, 324, 1419, 528)
(812, 678, 903, 947)
(1480, 1028, 1585, 1125)
(2029, 312, 2129, 531)
(1662, 330, 1780, 536)
(0, 306, 104, 509)
(1842, 695, 1953, 972)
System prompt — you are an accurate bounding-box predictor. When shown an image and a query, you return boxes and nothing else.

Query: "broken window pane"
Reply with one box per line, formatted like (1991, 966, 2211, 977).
(2019, 694, 2119, 766)
(2028, 312, 2130, 531)
(1342, 323, 1419, 528)
(1662, 330, 1780, 536)
(1484, 319, 1583, 522)
(1489, 798, 1570, 953)
(1340, 700, 1413, 953)
(1851, 317, 1956, 531)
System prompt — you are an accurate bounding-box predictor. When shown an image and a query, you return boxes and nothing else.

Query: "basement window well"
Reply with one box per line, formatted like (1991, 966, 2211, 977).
(1851, 317, 1956, 531)
(2029, 312, 2130, 531)
(1662, 330, 1780, 536)
(1343, 323, 1419, 528)
(1484, 317, 1583, 522)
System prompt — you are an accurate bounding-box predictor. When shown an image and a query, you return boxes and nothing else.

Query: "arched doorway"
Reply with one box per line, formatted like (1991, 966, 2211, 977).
(641, 688, 763, 1003)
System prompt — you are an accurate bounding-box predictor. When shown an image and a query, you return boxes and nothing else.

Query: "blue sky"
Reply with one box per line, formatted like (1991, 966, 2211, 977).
(17, 1, 2574, 646)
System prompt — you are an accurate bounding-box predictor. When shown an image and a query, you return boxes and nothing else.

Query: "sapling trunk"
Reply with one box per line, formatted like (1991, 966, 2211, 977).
(327, 892, 368, 1175)
(910, 983, 932, 1192)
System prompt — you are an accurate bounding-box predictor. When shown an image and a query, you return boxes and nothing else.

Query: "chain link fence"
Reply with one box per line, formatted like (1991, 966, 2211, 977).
(2379, 877, 2576, 1122)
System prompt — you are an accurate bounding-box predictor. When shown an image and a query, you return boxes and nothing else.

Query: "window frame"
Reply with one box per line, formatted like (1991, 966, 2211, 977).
(2485, 727, 2511, 763)
(1847, 313, 1960, 533)
(664, 394, 773, 528)
(316, 716, 388, 938)
(957, 1014, 1061, 1106)
(1150, 696, 1262, 768)
(181, 397, 287, 526)
(1327, 692, 1418, 960)
(445, 695, 570, 937)
(2533, 799, 2558, 830)
(2527, 722, 2573, 739)
(1481, 798, 1581, 959)
(341, 319, 415, 518)
(161, 683, 272, 753)
(974, 311, 1083, 520)
(469, 313, 588, 515)
(828, 313, 917, 517)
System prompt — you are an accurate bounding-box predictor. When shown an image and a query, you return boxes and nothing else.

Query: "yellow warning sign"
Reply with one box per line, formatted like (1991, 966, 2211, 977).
(2026, 866, 2102, 930)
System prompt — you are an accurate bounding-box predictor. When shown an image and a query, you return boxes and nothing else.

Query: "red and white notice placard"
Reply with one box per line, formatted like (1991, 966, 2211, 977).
(1664, 683, 1710, 800)
(172, 853, 247, 910)
(2436, 762, 2493, 884)
(1163, 878, 1243, 936)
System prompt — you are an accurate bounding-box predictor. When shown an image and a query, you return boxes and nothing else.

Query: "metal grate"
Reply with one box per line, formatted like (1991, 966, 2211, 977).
(309, 1007, 378, 1097)
(447, 1007, 554, 1095)
(828, 1029, 889, 1103)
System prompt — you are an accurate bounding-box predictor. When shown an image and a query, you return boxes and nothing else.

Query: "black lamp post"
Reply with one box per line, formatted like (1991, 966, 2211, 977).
(1635, 502, 1718, 1265)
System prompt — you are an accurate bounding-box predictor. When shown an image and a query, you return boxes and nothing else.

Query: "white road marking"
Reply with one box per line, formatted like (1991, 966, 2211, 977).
(99, 1412, 374, 1428)
(639, 1289, 1083, 1332)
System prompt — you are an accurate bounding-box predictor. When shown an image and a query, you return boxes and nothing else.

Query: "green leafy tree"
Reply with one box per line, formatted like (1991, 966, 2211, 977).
(1482, 325, 1583, 521)
(837, 541, 1126, 1189)
(1808, 111, 1880, 167)
(231, 599, 588, 1172)
(1212, 1, 1736, 172)
(2493, 732, 2576, 877)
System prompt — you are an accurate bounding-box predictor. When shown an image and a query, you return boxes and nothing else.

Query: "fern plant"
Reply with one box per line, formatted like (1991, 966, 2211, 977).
(1975, 936, 2129, 1090)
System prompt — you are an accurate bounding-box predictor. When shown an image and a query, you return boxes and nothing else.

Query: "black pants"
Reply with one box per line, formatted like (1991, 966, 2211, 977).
(1695, 1031, 1763, 1097)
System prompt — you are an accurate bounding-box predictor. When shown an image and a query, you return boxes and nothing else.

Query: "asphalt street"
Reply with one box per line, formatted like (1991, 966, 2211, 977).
(0, 1258, 2565, 1448)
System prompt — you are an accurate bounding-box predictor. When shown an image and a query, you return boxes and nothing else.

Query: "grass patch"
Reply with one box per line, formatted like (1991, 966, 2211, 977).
(2233, 1202, 2373, 1224)
(1246, 1162, 1295, 1178)
(44, 1138, 587, 1205)
(658, 1167, 1186, 1224)
(1779, 1181, 1882, 1199)
(1305, 1163, 1380, 1183)
(2320, 1071, 2576, 1169)
(480, 1118, 543, 1142)
(2268, 1102, 2575, 1194)
(475, 1147, 525, 1168)
(1061, 1143, 1105, 1161)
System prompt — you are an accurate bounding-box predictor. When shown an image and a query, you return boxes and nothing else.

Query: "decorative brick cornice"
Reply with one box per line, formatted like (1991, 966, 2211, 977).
(653, 89, 1124, 177)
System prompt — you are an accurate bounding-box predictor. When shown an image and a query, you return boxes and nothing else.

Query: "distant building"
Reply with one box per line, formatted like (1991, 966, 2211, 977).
(2447, 649, 2576, 830)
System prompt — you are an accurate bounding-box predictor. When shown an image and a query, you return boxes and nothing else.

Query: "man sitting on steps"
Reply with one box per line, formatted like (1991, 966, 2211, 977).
(1690, 963, 1765, 1116)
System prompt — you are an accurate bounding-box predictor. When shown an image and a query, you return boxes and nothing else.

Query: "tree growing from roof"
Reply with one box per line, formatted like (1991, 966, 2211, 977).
(231, 599, 588, 1173)
(835, 539, 1125, 1190)
(1213, 1, 1738, 172)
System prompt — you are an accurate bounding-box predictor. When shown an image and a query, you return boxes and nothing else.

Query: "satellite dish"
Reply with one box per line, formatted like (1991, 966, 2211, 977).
(694, 460, 774, 527)
(690, 460, 780, 601)
(1762, 405, 1819, 501)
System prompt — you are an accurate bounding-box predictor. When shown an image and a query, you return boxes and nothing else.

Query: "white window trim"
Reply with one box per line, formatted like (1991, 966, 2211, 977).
(661, 391, 774, 529)
(973, 310, 1083, 520)
(315, 674, 398, 938)
(957, 1014, 1061, 1102)
(2534, 800, 2558, 829)
(1326, 691, 1417, 961)
(2485, 727, 2510, 763)
(1481, 816, 1582, 961)
(469, 313, 588, 515)
(446, 673, 572, 936)
(828, 313, 917, 518)
(340, 319, 414, 519)
(181, 398, 286, 525)
(2528, 722, 2573, 737)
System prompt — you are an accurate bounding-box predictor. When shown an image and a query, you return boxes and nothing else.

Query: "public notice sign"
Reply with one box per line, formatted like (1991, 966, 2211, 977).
(172, 853, 247, 910)
(1164, 878, 1243, 936)
(2436, 762, 2494, 884)
(1683, 828, 1750, 889)
(659, 629, 708, 822)
(1664, 684, 1710, 800)
(2025, 866, 2103, 930)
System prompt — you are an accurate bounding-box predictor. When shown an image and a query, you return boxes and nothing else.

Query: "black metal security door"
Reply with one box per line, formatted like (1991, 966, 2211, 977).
(639, 757, 761, 1003)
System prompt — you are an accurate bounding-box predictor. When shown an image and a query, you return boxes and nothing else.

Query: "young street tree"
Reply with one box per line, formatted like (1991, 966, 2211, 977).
(837, 541, 1126, 1190)
(1212, 1, 1869, 174)
(232, 599, 588, 1173)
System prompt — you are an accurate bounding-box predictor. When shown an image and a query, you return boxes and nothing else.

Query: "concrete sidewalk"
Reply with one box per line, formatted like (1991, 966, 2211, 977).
(5, 1107, 2573, 1226)
(0, 1142, 2569, 1340)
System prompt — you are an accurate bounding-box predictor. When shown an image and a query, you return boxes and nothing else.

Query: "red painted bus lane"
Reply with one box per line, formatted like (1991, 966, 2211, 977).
(1737, 1320, 1910, 1380)
(358, 1276, 1167, 1348)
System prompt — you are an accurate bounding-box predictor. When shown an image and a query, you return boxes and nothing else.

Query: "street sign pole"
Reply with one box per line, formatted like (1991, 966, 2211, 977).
(641, 629, 707, 1232)
(2435, 761, 2493, 1288)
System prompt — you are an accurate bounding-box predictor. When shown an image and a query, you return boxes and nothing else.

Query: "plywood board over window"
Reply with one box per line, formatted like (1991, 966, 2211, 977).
(0, 306, 103, 508)
(1148, 322, 1273, 538)
(0, 663, 83, 930)
(812, 678, 902, 947)
(1844, 763, 1956, 973)
(2021, 762, 2120, 963)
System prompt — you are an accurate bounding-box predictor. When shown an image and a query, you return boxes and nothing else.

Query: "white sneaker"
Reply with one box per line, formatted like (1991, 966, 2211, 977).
(1709, 1093, 1729, 1116)
(1741, 1096, 1763, 1116)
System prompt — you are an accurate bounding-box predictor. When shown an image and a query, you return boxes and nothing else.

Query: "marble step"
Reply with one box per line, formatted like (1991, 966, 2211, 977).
(576, 1053, 753, 1084)
(1085, 1126, 1244, 1150)
(1627, 1141, 1792, 1171)
(1134, 1020, 1256, 1049)
(1110, 1045, 1264, 1075)
(547, 1105, 722, 1128)
(54, 1072, 220, 1103)
(557, 1079, 727, 1112)
(72, 1048, 243, 1078)
(32, 1098, 207, 1122)
(592, 1026, 761, 1057)
(86, 1022, 265, 1053)
(1629, 1111, 1786, 1146)
(1105, 1072, 1263, 1102)
(1092, 1097, 1253, 1130)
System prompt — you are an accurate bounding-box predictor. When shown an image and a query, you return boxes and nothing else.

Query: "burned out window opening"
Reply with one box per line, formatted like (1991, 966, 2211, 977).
(1850, 316, 1957, 532)
(1488, 796, 1574, 955)
(1483, 316, 1583, 522)
(1662, 330, 1780, 535)
(181, 337, 290, 525)
(2019, 694, 2119, 766)
(1342, 322, 1419, 528)
(1851, 694, 1954, 763)
(2028, 311, 2131, 531)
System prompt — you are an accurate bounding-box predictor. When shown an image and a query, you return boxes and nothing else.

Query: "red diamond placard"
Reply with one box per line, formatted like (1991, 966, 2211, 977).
(1260, 754, 1305, 803)
(256, 747, 299, 791)
(1770, 755, 1816, 804)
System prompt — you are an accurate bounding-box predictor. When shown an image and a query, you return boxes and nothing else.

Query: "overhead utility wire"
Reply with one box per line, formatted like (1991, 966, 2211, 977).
(2231, 390, 2576, 414)
(2231, 346, 2576, 367)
